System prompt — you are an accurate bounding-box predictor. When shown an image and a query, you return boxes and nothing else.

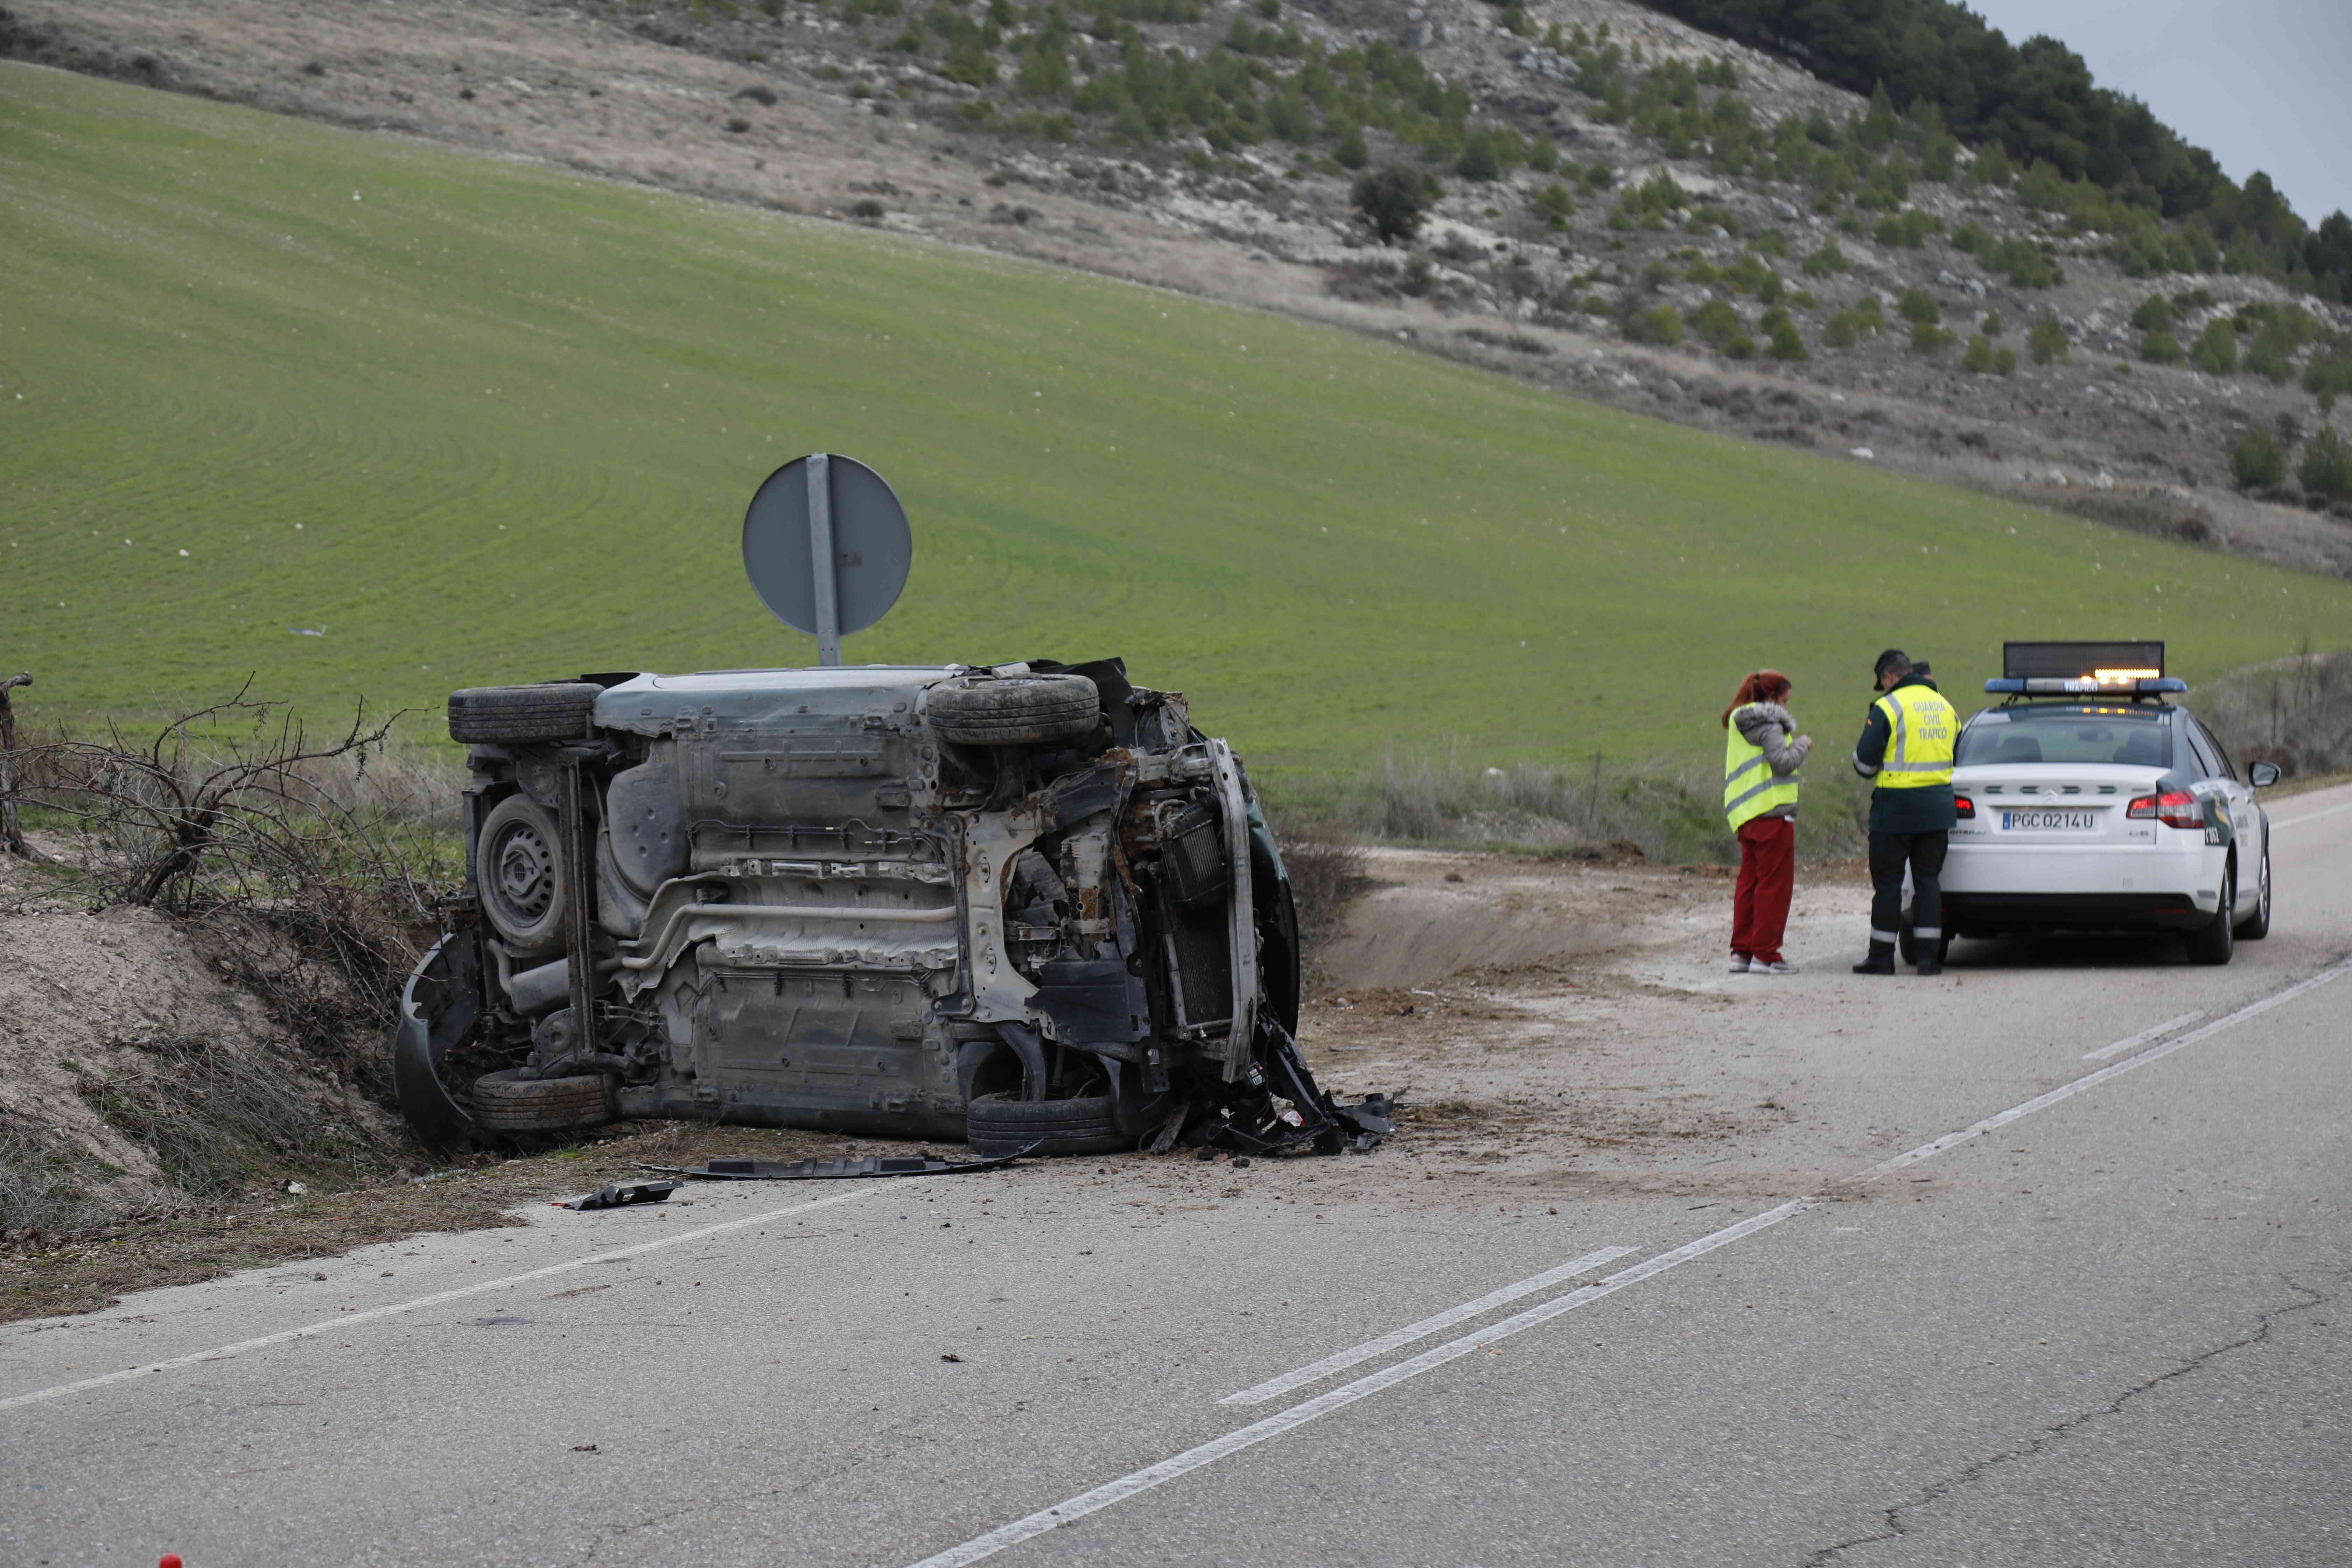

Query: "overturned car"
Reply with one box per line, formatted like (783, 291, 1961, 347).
(395, 660, 1376, 1157)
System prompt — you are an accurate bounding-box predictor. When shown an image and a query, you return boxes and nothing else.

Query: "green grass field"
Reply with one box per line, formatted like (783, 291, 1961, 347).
(4, 65, 2346, 781)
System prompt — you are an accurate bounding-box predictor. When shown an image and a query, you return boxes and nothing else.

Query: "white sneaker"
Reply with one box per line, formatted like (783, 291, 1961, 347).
(1754, 960, 1797, 975)
(1727, 955, 1751, 973)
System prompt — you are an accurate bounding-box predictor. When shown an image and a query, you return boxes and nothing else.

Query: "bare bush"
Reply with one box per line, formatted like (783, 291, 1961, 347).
(0, 1122, 106, 1238)
(1288, 743, 1866, 865)
(74, 1034, 399, 1201)
(6, 687, 463, 1099)
(1267, 821, 1370, 952)
(2196, 648, 2352, 778)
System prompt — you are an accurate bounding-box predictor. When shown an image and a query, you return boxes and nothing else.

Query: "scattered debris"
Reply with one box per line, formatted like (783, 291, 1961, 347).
(557, 1180, 678, 1211)
(646, 1152, 1027, 1181)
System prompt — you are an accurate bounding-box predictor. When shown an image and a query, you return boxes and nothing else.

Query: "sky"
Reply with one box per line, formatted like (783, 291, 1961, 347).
(1961, 0, 2351, 225)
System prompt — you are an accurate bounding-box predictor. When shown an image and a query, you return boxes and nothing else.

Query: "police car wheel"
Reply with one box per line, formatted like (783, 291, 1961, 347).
(2186, 860, 2236, 966)
(2234, 845, 2272, 940)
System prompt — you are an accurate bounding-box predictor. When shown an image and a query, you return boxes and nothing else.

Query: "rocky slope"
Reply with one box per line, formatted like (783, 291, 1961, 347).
(9, 0, 2352, 577)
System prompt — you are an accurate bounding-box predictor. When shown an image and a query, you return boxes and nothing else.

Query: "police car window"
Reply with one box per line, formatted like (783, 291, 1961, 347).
(2181, 721, 2223, 780)
(2192, 719, 2241, 781)
(1954, 709, 2172, 768)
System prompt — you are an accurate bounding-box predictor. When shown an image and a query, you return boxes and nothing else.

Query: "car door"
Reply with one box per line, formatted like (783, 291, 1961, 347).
(2176, 718, 2241, 903)
(2188, 716, 2262, 901)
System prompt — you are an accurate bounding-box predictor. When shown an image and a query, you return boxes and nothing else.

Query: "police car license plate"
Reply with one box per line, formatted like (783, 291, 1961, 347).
(2002, 810, 2099, 831)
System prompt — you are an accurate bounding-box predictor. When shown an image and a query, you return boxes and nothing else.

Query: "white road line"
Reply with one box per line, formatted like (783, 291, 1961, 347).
(0, 1184, 884, 1415)
(2275, 799, 2352, 830)
(905, 956, 2352, 1568)
(2083, 1010, 2204, 1062)
(1870, 958, 2348, 1178)
(1218, 1245, 1634, 1406)
(908, 1204, 1810, 1568)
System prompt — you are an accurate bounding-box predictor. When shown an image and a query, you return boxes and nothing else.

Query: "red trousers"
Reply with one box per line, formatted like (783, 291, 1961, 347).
(1730, 815, 1795, 964)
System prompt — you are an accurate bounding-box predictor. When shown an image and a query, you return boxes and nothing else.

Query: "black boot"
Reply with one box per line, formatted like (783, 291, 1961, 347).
(1916, 956, 1943, 977)
(1851, 942, 1896, 975)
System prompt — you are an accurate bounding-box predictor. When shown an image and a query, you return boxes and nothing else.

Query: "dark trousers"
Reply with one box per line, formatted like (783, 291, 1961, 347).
(1868, 830, 1947, 944)
(1730, 816, 1795, 962)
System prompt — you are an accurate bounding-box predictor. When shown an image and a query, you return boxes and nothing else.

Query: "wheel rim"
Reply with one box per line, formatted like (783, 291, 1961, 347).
(488, 820, 557, 926)
(2260, 853, 2272, 923)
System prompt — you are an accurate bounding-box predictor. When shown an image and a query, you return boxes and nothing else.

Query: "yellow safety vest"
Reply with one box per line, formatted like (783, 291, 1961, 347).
(1724, 705, 1800, 830)
(1872, 684, 1957, 788)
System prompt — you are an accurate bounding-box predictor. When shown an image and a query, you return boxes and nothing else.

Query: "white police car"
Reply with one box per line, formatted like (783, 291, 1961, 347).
(1928, 642, 2278, 966)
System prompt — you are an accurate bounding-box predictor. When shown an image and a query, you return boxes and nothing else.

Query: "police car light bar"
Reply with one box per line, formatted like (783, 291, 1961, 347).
(1984, 676, 2189, 695)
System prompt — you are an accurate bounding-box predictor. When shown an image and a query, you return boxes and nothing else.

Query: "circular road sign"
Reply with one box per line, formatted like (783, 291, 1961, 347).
(741, 453, 912, 651)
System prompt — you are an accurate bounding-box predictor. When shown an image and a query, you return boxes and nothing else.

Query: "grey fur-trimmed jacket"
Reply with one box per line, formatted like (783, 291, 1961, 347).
(1733, 701, 1812, 821)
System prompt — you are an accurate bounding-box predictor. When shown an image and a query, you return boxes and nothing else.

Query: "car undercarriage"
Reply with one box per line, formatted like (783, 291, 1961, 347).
(393, 659, 1385, 1158)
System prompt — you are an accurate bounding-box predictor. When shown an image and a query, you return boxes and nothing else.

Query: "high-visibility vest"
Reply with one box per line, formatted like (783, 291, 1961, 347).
(1872, 684, 1958, 788)
(1724, 705, 1800, 830)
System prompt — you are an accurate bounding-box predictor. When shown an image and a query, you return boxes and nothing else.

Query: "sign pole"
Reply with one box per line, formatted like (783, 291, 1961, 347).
(806, 452, 842, 666)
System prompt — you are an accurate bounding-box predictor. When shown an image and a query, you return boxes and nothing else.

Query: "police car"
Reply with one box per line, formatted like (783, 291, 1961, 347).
(1927, 642, 2278, 967)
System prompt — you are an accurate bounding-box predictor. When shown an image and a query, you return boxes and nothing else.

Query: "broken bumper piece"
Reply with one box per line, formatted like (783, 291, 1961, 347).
(643, 1150, 1033, 1181)
(559, 1179, 680, 1211)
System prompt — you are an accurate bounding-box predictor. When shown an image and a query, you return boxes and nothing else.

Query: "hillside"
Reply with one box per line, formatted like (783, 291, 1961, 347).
(3, 62, 2348, 783)
(9, 0, 2352, 585)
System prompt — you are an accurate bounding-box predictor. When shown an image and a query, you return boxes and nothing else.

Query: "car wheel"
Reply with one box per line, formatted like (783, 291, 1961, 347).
(469, 1069, 613, 1133)
(2187, 860, 2236, 966)
(448, 682, 603, 744)
(1896, 921, 1950, 968)
(477, 793, 570, 956)
(2234, 843, 2272, 940)
(925, 674, 1101, 747)
(964, 1091, 1129, 1157)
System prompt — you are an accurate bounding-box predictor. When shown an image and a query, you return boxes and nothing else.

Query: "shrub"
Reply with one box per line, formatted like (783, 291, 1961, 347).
(2130, 295, 2173, 332)
(1820, 311, 1860, 348)
(1768, 320, 1807, 360)
(1753, 228, 1787, 257)
(2026, 314, 2070, 364)
(1630, 303, 1684, 345)
(1994, 346, 2017, 376)
(848, 197, 886, 220)
(1801, 239, 1848, 277)
(1334, 123, 1368, 169)
(1968, 142, 2011, 188)
(1896, 287, 1939, 324)
(1455, 131, 1502, 182)
(2301, 428, 2352, 501)
(1853, 295, 1884, 333)
(2191, 318, 2238, 375)
(2246, 331, 2293, 383)
(1910, 320, 1953, 355)
(1981, 312, 2004, 337)
(2140, 328, 2184, 365)
(2230, 428, 2286, 489)
(1532, 181, 1574, 229)
(1351, 164, 1432, 244)
(1961, 334, 1995, 373)
(1724, 333, 1757, 359)
(1583, 162, 1615, 189)
(1689, 297, 1740, 346)
(1755, 270, 1783, 305)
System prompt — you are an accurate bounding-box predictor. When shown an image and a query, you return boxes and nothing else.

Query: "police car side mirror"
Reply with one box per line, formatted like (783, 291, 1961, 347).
(2248, 761, 2282, 788)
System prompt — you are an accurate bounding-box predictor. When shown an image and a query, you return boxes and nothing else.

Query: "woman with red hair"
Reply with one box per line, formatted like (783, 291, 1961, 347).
(1721, 670, 1811, 973)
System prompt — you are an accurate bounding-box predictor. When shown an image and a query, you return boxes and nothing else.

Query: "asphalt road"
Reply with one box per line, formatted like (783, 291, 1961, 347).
(7, 784, 2351, 1568)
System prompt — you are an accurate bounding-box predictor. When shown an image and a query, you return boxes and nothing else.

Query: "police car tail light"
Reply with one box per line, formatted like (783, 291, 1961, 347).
(1953, 793, 1975, 819)
(2127, 790, 2203, 830)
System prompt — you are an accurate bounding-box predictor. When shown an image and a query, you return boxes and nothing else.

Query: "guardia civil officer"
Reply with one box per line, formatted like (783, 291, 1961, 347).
(1850, 648, 1959, 976)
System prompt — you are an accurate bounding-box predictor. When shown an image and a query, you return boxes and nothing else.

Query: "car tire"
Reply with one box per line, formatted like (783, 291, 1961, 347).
(926, 675, 1100, 747)
(469, 1068, 614, 1133)
(2234, 843, 2272, 940)
(477, 793, 569, 955)
(964, 1091, 1129, 1157)
(448, 682, 602, 744)
(1896, 922, 1949, 968)
(2187, 861, 2235, 966)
